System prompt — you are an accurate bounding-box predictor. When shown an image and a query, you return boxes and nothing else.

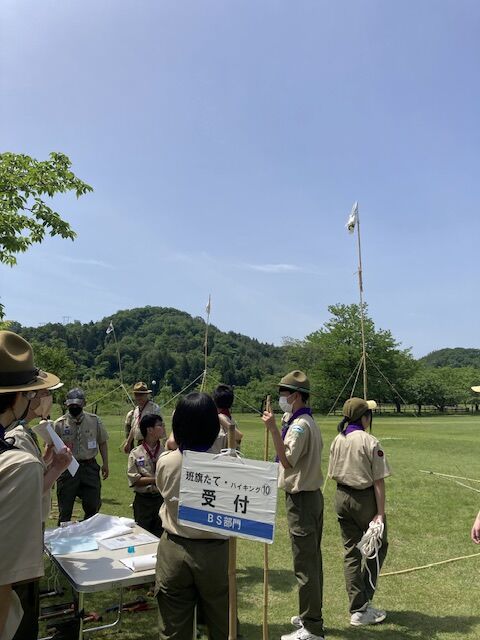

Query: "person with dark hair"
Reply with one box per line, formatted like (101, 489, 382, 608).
(210, 384, 243, 453)
(54, 388, 109, 525)
(155, 392, 228, 640)
(328, 397, 390, 627)
(262, 370, 325, 640)
(0, 331, 71, 640)
(127, 413, 165, 537)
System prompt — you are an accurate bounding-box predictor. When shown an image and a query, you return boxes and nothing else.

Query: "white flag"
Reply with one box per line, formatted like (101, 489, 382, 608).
(205, 295, 211, 315)
(346, 201, 358, 234)
(106, 321, 114, 335)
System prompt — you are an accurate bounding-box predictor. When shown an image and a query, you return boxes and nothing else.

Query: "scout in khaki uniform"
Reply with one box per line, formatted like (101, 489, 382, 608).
(209, 384, 243, 453)
(155, 392, 228, 640)
(262, 371, 325, 640)
(127, 413, 165, 537)
(54, 388, 109, 525)
(0, 331, 71, 640)
(328, 397, 390, 626)
(123, 381, 163, 453)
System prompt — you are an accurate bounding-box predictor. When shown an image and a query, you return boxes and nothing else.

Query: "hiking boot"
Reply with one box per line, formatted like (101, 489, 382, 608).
(281, 628, 325, 640)
(350, 606, 386, 626)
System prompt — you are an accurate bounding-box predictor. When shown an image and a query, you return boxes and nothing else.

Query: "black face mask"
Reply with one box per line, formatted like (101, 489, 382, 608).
(68, 405, 83, 417)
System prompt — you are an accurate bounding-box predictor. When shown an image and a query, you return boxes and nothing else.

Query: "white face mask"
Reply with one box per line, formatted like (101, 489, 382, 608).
(279, 394, 294, 413)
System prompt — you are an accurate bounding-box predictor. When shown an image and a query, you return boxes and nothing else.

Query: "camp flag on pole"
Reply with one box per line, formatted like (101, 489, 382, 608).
(106, 321, 114, 335)
(346, 201, 359, 234)
(205, 295, 211, 315)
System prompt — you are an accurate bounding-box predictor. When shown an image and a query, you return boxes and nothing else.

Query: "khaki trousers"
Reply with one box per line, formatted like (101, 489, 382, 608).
(286, 490, 325, 636)
(335, 485, 388, 613)
(155, 533, 229, 640)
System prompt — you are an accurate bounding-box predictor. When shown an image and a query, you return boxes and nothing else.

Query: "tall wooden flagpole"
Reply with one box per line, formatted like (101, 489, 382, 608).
(106, 321, 134, 406)
(348, 202, 368, 400)
(263, 395, 271, 640)
(200, 295, 211, 392)
(227, 420, 238, 640)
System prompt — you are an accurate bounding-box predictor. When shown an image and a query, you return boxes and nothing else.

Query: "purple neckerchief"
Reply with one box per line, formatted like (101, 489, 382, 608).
(277, 408, 313, 461)
(342, 422, 365, 436)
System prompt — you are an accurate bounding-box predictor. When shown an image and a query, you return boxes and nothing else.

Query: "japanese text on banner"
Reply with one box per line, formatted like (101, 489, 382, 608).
(178, 451, 279, 543)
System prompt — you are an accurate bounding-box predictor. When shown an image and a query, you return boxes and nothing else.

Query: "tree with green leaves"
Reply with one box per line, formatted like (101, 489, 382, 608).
(285, 303, 416, 412)
(0, 152, 92, 316)
(0, 151, 92, 265)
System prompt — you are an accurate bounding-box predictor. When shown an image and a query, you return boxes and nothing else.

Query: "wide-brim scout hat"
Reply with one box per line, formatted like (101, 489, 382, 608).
(65, 388, 86, 406)
(0, 331, 60, 393)
(343, 397, 377, 422)
(133, 381, 152, 394)
(278, 370, 310, 394)
(471, 386, 480, 393)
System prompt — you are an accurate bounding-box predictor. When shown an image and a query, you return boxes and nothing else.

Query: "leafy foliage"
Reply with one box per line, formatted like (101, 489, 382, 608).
(0, 151, 92, 266)
(284, 303, 417, 411)
(14, 306, 285, 393)
(419, 348, 480, 369)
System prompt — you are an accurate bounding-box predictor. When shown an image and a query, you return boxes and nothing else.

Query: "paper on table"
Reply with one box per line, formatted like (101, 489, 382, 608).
(44, 514, 135, 544)
(100, 532, 158, 550)
(119, 554, 157, 572)
(46, 423, 79, 477)
(48, 536, 99, 555)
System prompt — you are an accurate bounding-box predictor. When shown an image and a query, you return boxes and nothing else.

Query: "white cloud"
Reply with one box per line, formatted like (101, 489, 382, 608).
(57, 256, 114, 269)
(245, 263, 302, 274)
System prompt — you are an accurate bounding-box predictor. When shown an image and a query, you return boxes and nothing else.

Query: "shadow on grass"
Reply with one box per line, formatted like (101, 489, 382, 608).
(327, 610, 480, 639)
(101, 497, 122, 505)
(237, 565, 295, 593)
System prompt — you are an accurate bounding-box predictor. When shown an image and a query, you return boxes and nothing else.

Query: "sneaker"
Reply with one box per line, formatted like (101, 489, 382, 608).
(281, 628, 325, 640)
(350, 606, 386, 626)
(290, 616, 303, 628)
(368, 605, 386, 619)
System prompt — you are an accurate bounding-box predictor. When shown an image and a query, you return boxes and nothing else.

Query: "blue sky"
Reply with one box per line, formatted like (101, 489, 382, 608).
(1, 1, 478, 357)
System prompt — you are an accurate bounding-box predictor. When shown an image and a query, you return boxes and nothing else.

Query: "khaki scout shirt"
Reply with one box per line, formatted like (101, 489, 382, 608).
(127, 400, 161, 442)
(0, 447, 44, 584)
(127, 443, 164, 494)
(328, 430, 391, 490)
(208, 415, 231, 454)
(155, 449, 226, 539)
(279, 413, 323, 494)
(6, 422, 50, 523)
(54, 411, 108, 461)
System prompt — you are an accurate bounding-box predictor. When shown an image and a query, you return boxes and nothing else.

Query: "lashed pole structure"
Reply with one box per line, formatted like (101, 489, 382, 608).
(347, 202, 368, 400)
(106, 321, 134, 407)
(200, 295, 211, 392)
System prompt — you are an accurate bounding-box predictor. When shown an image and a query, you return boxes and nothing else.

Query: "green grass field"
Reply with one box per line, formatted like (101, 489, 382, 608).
(43, 413, 480, 639)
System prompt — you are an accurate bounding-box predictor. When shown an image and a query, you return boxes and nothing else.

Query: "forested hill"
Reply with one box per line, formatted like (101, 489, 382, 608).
(13, 306, 285, 391)
(420, 348, 480, 369)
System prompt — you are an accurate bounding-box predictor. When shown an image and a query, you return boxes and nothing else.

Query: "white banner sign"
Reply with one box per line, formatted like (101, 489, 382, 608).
(178, 451, 279, 543)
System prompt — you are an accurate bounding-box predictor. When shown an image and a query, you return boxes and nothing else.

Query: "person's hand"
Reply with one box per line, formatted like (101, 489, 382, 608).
(471, 513, 480, 544)
(43, 443, 55, 466)
(372, 514, 384, 524)
(262, 411, 277, 432)
(122, 439, 131, 454)
(51, 447, 73, 474)
(102, 465, 109, 480)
